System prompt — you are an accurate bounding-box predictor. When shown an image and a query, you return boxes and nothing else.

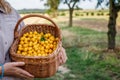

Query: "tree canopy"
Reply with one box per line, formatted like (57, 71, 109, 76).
(40, 0, 60, 17)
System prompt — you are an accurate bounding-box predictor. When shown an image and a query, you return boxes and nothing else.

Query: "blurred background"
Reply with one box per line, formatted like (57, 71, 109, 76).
(7, 0, 120, 80)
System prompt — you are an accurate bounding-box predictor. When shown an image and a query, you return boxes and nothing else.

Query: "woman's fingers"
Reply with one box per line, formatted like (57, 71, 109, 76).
(16, 67, 34, 78)
(17, 72, 33, 79)
(10, 62, 25, 67)
(4, 62, 34, 78)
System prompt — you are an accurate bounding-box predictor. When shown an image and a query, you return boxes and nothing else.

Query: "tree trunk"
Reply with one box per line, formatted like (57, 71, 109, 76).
(52, 10, 57, 18)
(107, 1, 118, 49)
(69, 8, 73, 27)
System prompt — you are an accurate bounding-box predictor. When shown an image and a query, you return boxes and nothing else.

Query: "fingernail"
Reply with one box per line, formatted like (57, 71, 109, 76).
(19, 62, 25, 65)
(31, 75, 34, 78)
(28, 74, 34, 78)
(30, 75, 34, 78)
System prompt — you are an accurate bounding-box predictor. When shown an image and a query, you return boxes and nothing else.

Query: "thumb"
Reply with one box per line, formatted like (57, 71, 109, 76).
(11, 62, 25, 67)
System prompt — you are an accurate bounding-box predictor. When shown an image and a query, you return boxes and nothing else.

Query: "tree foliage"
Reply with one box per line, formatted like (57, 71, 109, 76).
(41, 0, 60, 17)
(63, 0, 80, 9)
(96, 0, 120, 10)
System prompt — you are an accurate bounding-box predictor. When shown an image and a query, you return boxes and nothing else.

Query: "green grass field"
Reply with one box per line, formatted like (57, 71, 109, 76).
(34, 26, 120, 80)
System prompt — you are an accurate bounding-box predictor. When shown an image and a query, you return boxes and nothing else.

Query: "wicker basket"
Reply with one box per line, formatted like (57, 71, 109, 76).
(10, 14, 62, 78)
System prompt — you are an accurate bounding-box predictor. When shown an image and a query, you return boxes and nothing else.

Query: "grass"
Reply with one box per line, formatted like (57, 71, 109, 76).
(62, 26, 107, 49)
(35, 26, 120, 80)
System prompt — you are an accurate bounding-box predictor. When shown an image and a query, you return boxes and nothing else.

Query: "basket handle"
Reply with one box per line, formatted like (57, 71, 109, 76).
(14, 14, 60, 39)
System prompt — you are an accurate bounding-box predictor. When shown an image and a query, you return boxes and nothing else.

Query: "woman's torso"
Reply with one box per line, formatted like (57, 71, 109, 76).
(0, 7, 24, 80)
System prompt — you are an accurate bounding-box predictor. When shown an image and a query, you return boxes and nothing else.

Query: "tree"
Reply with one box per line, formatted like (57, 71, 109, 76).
(41, 0, 60, 17)
(62, 0, 80, 27)
(97, 0, 120, 50)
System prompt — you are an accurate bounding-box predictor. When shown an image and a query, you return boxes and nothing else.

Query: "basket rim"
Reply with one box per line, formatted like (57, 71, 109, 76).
(18, 23, 61, 37)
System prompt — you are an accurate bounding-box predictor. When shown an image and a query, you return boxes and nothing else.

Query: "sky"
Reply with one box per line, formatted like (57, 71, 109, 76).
(6, 0, 106, 10)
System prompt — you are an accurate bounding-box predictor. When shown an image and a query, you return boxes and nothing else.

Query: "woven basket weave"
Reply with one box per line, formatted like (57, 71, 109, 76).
(10, 14, 62, 78)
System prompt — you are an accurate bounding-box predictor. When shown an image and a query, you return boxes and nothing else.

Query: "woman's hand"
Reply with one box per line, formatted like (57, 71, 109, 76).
(3, 62, 34, 79)
(58, 47, 67, 66)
